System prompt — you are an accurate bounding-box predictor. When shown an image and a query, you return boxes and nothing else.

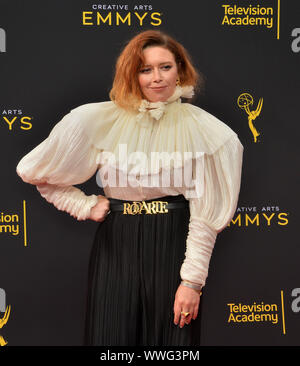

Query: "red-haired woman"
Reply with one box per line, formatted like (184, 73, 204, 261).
(16, 30, 243, 346)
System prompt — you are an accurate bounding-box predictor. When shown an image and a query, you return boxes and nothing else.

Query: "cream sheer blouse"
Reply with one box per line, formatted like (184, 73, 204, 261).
(16, 85, 244, 287)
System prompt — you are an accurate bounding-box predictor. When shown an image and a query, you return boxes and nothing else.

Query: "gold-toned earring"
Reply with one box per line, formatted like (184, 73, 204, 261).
(176, 77, 180, 86)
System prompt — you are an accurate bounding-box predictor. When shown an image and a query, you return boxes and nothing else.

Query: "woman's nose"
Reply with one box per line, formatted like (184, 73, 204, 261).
(152, 68, 162, 82)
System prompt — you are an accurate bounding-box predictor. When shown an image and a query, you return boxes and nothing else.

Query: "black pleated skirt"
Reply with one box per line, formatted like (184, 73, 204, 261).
(84, 194, 202, 346)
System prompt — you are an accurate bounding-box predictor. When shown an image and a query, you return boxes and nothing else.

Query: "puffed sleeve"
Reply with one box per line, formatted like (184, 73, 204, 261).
(180, 134, 244, 287)
(16, 110, 100, 221)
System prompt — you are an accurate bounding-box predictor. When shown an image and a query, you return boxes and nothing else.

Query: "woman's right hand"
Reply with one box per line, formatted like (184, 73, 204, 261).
(88, 195, 110, 222)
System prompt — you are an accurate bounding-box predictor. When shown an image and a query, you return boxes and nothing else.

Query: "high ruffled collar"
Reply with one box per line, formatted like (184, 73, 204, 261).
(136, 85, 194, 124)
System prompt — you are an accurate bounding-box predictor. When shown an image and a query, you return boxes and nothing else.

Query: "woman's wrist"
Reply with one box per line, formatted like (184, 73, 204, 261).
(180, 280, 203, 294)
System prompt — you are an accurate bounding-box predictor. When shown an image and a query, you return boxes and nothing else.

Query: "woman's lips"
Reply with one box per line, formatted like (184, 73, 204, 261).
(150, 86, 167, 91)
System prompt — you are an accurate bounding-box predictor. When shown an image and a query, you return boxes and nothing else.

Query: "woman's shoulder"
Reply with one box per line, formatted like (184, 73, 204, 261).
(182, 102, 238, 136)
(179, 102, 242, 154)
(70, 100, 119, 117)
(67, 100, 131, 148)
(68, 100, 124, 134)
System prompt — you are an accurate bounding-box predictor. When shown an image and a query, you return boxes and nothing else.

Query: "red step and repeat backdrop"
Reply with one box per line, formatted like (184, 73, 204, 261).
(0, 0, 299, 347)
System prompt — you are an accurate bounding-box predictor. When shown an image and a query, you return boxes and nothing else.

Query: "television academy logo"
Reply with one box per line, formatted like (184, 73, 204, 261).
(227, 288, 300, 335)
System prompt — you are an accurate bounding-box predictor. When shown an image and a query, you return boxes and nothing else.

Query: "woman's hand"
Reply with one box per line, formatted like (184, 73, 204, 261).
(173, 284, 201, 328)
(88, 195, 110, 222)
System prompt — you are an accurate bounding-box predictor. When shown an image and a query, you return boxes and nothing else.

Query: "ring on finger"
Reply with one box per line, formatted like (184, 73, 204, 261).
(180, 311, 190, 317)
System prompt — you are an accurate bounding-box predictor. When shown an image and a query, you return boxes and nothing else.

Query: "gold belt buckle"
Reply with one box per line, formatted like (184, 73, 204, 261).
(123, 200, 169, 215)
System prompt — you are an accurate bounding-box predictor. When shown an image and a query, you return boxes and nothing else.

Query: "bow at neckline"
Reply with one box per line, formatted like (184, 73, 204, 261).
(136, 85, 195, 124)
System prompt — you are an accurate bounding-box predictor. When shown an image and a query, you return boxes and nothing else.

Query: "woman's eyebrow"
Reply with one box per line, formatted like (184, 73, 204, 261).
(142, 61, 173, 67)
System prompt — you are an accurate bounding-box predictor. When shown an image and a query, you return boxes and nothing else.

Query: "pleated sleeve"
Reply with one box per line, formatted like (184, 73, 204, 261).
(16, 110, 100, 221)
(180, 134, 244, 287)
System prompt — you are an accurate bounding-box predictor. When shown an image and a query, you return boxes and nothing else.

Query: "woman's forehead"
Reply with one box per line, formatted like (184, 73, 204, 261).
(141, 46, 176, 64)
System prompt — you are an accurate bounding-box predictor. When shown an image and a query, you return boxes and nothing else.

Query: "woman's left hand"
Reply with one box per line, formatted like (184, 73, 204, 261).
(173, 284, 201, 328)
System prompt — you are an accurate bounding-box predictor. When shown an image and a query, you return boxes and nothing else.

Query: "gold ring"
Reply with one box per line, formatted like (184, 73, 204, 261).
(181, 311, 190, 317)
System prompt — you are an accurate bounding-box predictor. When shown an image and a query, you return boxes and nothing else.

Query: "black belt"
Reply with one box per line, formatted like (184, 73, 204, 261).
(109, 199, 189, 215)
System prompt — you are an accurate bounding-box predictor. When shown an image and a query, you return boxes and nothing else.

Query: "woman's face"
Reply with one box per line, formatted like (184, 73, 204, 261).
(138, 46, 179, 103)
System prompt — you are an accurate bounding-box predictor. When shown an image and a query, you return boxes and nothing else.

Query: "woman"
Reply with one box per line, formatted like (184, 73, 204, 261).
(16, 30, 243, 346)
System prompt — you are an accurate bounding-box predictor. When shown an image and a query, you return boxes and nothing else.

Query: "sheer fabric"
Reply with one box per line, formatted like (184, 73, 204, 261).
(16, 85, 244, 287)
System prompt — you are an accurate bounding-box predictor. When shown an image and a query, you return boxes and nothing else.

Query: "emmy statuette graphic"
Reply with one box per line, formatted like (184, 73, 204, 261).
(0, 289, 11, 346)
(238, 93, 263, 143)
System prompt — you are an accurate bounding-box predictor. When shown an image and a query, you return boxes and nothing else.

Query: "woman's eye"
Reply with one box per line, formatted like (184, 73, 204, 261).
(140, 68, 151, 73)
(140, 65, 172, 73)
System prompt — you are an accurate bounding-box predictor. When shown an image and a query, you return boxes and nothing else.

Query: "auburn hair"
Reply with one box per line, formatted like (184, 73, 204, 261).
(109, 30, 203, 111)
